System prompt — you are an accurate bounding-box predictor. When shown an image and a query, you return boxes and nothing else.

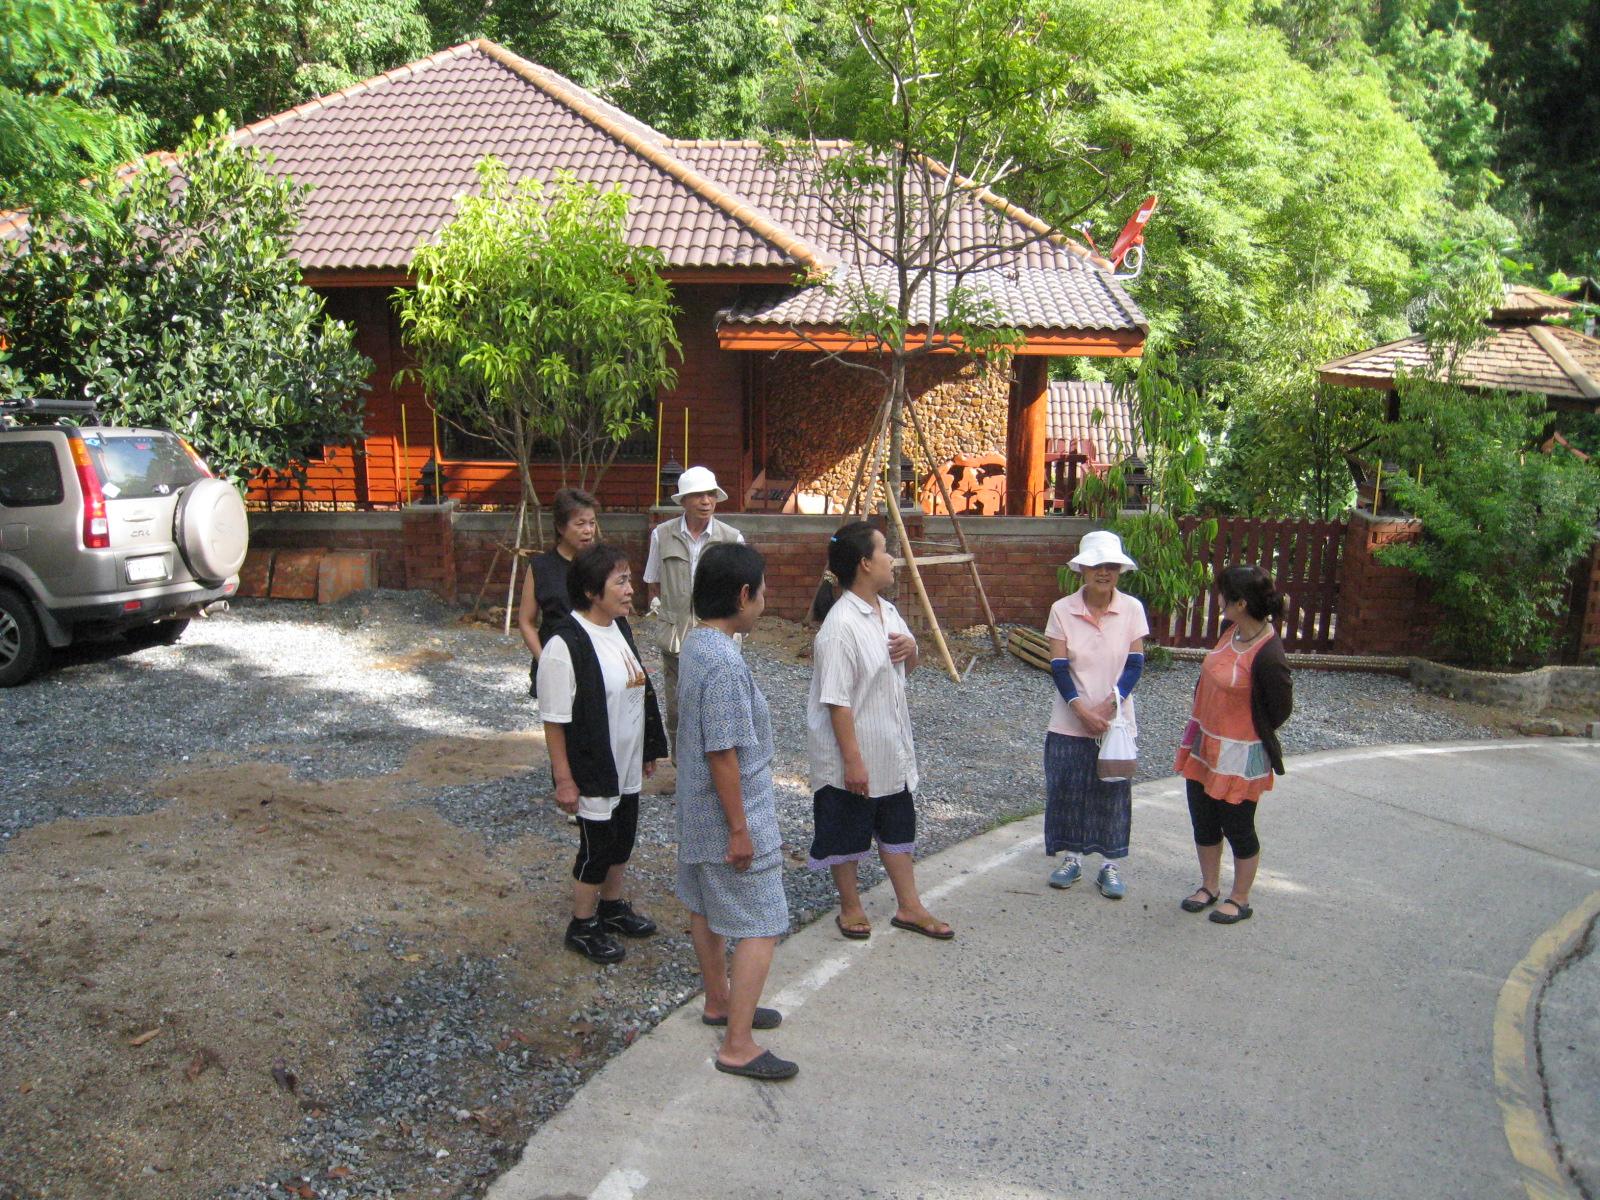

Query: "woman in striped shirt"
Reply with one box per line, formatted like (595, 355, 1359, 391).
(805, 522, 953, 942)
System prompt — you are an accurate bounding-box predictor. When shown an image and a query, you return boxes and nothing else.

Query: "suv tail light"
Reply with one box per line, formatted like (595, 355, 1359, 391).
(177, 438, 213, 478)
(67, 436, 111, 549)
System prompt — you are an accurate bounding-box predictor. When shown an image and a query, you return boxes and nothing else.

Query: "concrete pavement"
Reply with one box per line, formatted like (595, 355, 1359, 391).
(489, 740, 1600, 1200)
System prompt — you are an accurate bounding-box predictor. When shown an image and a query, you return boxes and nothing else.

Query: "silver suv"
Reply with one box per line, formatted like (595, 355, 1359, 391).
(0, 399, 249, 685)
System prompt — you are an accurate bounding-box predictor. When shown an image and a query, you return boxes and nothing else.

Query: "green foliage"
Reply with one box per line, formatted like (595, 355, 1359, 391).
(0, 0, 145, 218)
(395, 160, 681, 507)
(1476, 0, 1600, 274)
(1372, 267, 1600, 666)
(107, 0, 432, 150)
(0, 118, 369, 488)
(1378, 413, 1600, 667)
(1074, 351, 1216, 632)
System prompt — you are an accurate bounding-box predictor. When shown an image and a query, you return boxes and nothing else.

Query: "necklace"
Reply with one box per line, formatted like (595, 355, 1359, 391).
(1231, 622, 1268, 647)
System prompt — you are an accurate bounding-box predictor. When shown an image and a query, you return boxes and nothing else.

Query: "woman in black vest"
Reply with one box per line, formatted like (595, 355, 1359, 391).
(517, 487, 599, 695)
(535, 544, 668, 964)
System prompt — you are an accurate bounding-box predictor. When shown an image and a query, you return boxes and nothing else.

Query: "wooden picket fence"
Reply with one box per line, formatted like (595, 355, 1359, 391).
(1153, 517, 1345, 653)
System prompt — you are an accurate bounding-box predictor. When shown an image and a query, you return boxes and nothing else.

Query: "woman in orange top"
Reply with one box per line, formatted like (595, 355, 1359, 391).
(1173, 565, 1293, 925)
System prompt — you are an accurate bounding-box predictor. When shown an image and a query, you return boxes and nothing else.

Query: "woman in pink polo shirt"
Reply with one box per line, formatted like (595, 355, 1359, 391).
(1043, 531, 1149, 899)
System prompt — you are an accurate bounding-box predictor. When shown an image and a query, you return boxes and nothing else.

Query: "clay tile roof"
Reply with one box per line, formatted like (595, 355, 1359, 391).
(721, 262, 1146, 335)
(230, 40, 829, 272)
(1318, 323, 1600, 406)
(4, 40, 1147, 340)
(1048, 381, 1140, 455)
(1492, 284, 1579, 322)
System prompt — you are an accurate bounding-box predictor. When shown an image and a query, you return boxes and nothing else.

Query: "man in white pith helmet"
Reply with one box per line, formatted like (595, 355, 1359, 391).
(644, 466, 744, 757)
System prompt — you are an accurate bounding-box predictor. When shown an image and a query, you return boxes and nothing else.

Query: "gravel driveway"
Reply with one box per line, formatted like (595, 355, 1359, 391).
(0, 592, 1495, 1198)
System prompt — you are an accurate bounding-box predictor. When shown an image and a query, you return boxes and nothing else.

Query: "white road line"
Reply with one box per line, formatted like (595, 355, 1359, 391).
(768, 949, 862, 1013)
(923, 835, 1043, 904)
(589, 1167, 649, 1200)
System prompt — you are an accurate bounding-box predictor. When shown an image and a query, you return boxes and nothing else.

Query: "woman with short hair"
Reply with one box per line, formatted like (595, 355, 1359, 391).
(1174, 564, 1293, 925)
(675, 542, 796, 1080)
(536, 544, 667, 964)
(1043, 529, 1150, 898)
(807, 521, 951, 942)
(517, 487, 600, 694)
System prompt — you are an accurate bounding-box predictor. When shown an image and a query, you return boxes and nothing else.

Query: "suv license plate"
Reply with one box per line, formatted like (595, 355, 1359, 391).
(127, 556, 169, 583)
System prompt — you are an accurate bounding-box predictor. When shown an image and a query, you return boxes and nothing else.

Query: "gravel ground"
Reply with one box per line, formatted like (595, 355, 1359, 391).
(0, 591, 1498, 1198)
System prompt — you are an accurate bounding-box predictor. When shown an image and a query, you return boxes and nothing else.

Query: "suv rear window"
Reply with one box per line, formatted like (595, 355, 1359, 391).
(0, 442, 65, 507)
(80, 432, 204, 500)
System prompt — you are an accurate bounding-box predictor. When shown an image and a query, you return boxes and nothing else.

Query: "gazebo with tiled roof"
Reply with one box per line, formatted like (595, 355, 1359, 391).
(1317, 285, 1600, 412)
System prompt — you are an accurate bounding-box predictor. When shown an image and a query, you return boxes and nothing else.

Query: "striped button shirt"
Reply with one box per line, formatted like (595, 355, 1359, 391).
(807, 590, 919, 797)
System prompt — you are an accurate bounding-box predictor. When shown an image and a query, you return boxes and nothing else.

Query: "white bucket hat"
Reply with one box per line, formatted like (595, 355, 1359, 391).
(671, 465, 728, 504)
(1069, 529, 1137, 572)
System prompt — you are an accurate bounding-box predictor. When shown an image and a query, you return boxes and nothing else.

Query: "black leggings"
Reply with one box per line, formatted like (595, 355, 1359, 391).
(1186, 779, 1260, 859)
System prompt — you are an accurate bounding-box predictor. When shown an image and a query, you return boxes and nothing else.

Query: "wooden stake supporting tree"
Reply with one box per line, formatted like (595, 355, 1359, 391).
(825, 386, 1004, 684)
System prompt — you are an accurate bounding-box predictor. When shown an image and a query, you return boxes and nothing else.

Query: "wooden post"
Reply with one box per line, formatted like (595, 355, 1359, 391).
(880, 462, 961, 683)
(1005, 357, 1048, 515)
(904, 394, 1004, 655)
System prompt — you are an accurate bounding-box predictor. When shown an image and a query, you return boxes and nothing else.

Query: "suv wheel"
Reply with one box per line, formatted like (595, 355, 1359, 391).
(124, 618, 190, 648)
(0, 587, 47, 687)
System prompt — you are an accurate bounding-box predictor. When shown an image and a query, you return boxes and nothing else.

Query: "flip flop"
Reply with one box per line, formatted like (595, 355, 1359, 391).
(1180, 886, 1220, 913)
(889, 915, 955, 940)
(714, 1050, 799, 1081)
(835, 914, 872, 940)
(702, 1007, 782, 1030)
(1209, 899, 1253, 925)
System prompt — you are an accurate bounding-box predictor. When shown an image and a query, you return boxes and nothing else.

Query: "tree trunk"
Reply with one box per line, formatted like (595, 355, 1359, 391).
(886, 352, 907, 555)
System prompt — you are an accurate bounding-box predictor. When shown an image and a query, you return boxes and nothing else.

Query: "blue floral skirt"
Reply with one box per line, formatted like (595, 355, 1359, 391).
(1044, 732, 1132, 859)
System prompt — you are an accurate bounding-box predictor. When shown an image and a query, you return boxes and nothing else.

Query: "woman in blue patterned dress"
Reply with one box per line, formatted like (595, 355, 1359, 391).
(674, 543, 796, 1081)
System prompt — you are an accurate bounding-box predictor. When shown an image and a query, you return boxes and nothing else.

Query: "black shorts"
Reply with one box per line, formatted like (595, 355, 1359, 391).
(807, 785, 916, 869)
(573, 792, 640, 884)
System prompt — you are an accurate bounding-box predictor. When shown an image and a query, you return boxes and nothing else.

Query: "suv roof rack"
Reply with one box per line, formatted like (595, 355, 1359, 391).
(0, 398, 102, 428)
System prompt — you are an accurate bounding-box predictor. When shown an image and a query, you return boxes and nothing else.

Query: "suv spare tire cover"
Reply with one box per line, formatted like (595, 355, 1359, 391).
(173, 478, 249, 586)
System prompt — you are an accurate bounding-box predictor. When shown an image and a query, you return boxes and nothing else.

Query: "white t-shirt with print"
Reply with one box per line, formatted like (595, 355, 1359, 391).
(535, 613, 646, 819)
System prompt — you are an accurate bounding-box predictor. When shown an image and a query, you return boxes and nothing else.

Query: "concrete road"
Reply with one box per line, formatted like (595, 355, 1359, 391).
(490, 740, 1600, 1200)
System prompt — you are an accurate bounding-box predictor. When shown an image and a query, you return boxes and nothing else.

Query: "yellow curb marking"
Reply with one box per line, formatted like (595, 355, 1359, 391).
(1494, 887, 1600, 1200)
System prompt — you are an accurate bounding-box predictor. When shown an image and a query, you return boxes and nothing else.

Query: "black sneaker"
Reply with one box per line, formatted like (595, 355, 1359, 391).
(565, 916, 625, 964)
(598, 898, 658, 938)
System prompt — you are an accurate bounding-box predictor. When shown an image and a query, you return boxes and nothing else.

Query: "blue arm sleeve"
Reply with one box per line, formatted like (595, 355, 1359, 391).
(1050, 658, 1078, 705)
(1115, 652, 1145, 699)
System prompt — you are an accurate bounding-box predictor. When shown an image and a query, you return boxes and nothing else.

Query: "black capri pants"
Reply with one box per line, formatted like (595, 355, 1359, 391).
(573, 792, 640, 884)
(1185, 779, 1260, 859)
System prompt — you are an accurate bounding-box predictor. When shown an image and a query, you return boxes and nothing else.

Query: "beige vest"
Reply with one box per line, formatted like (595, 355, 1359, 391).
(653, 516, 743, 654)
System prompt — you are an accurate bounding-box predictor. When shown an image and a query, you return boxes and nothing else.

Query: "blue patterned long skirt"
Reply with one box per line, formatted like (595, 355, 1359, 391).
(1044, 732, 1132, 859)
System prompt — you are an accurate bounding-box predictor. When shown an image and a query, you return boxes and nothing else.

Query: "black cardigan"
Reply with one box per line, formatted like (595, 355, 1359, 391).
(1248, 632, 1294, 774)
(546, 613, 668, 796)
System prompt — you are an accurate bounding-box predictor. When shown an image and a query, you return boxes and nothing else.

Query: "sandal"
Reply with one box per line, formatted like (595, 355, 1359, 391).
(889, 915, 955, 940)
(1180, 886, 1219, 913)
(714, 1050, 799, 1081)
(703, 1007, 782, 1030)
(1209, 899, 1253, 925)
(835, 914, 872, 940)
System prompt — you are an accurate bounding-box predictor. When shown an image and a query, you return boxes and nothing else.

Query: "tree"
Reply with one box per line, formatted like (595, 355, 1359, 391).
(1377, 379, 1600, 666)
(771, 0, 1136, 515)
(0, 0, 145, 218)
(0, 119, 370, 488)
(395, 159, 681, 520)
(106, 0, 432, 151)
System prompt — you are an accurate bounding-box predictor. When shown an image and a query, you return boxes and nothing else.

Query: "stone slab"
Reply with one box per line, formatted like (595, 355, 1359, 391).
(316, 550, 379, 605)
(236, 549, 275, 599)
(268, 549, 323, 600)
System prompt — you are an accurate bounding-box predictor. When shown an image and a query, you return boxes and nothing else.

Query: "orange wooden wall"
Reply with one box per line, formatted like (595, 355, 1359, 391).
(248, 284, 752, 513)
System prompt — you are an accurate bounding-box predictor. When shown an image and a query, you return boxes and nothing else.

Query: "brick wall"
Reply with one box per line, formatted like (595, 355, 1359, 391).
(1578, 541, 1600, 659)
(1332, 510, 1438, 656)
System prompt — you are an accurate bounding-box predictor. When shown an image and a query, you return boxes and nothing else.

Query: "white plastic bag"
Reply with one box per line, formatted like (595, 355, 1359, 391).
(1097, 692, 1138, 782)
